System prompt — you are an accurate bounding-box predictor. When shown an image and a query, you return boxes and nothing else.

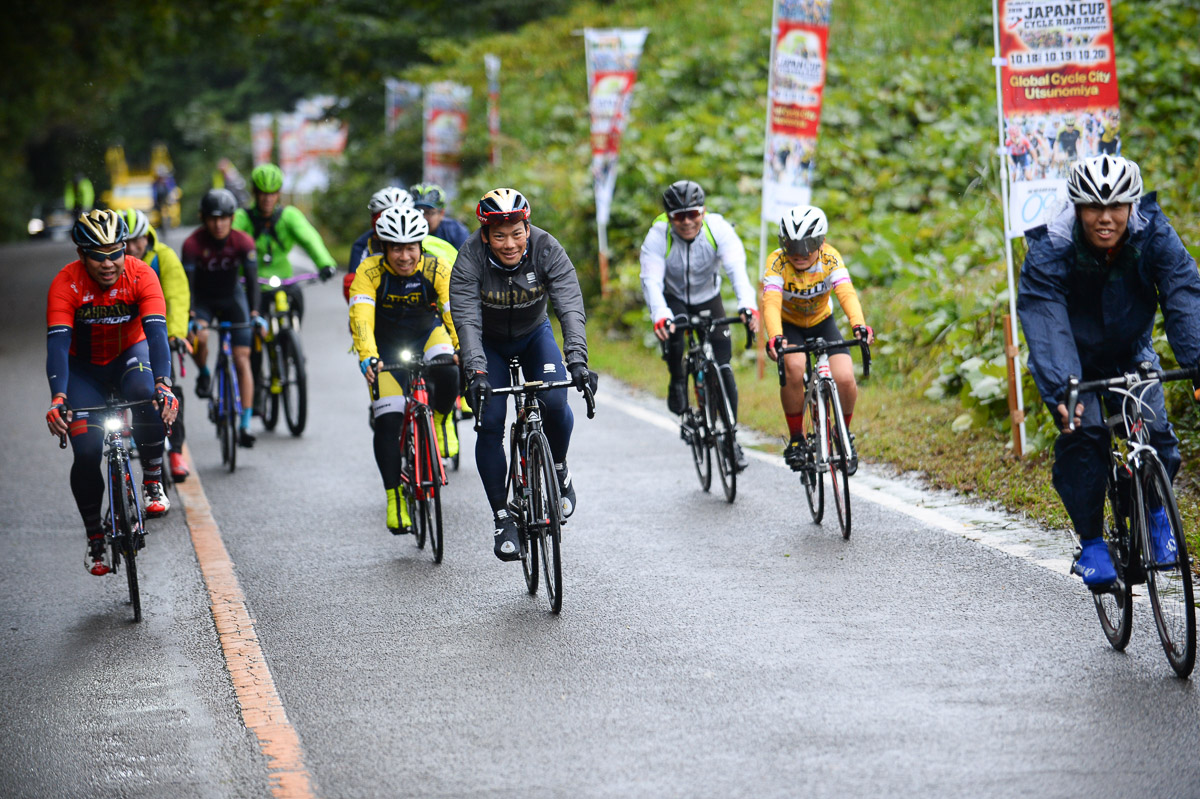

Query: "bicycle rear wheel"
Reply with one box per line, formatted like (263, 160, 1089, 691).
(1094, 469, 1134, 651)
(278, 330, 308, 436)
(825, 387, 851, 539)
(415, 408, 444, 564)
(528, 432, 563, 613)
(804, 390, 825, 524)
(705, 366, 737, 503)
(1140, 456, 1195, 678)
(112, 455, 142, 622)
(509, 432, 538, 595)
(221, 361, 238, 472)
(688, 372, 712, 492)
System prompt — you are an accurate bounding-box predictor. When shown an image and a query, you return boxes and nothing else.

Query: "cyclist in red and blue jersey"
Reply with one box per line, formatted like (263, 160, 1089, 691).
(182, 188, 260, 447)
(45, 210, 179, 576)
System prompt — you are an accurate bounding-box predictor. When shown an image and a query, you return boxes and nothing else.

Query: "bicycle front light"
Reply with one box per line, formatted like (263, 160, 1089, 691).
(269, 276, 282, 288)
(104, 417, 124, 433)
(399, 349, 413, 363)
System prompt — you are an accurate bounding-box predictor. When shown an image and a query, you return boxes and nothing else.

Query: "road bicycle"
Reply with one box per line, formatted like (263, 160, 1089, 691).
(671, 312, 754, 503)
(477, 357, 596, 613)
(199, 320, 254, 472)
(776, 336, 870, 540)
(372, 352, 451, 563)
(58, 397, 156, 622)
(159, 338, 190, 496)
(1066, 366, 1197, 678)
(255, 273, 317, 436)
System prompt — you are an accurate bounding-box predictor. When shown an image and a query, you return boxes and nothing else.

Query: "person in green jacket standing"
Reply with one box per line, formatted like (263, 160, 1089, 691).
(233, 163, 338, 322)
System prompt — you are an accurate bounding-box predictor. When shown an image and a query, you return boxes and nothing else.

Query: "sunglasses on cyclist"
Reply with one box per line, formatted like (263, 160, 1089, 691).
(669, 209, 703, 221)
(781, 235, 825, 258)
(83, 246, 126, 263)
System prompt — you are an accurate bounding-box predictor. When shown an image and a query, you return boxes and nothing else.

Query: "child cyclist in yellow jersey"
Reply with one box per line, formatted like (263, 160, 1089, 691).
(763, 205, 875, 474)
(349, 205, 460, 535)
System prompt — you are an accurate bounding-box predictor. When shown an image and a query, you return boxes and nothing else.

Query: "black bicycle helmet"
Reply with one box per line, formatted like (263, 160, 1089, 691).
(200, 188, 239, 217)
(662, 180, 706, 214)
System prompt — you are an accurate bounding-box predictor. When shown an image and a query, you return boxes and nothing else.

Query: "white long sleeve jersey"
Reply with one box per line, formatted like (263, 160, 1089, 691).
(638, 212, 758, 324)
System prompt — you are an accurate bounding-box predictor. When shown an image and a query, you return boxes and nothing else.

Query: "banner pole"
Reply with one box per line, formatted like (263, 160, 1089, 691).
(992, 0, 1026, 456)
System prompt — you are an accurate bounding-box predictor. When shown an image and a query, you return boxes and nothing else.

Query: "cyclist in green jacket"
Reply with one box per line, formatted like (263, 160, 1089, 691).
(233, 163, 338, 322)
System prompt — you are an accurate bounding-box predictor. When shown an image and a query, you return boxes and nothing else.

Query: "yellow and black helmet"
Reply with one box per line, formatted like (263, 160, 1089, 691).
(72, 209, 128, 248)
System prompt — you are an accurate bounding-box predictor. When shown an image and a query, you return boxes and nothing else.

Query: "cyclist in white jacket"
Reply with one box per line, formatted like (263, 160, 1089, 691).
(640, 179, 759, 469)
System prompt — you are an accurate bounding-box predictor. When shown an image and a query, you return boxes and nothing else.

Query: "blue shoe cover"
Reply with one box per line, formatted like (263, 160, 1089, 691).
(1073, 538, 1117, 587)
(1148, 506, 1178, 568)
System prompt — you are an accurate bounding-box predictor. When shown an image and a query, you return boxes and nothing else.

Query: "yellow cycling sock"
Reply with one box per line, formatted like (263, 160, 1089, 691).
(434, 410, 459, 458)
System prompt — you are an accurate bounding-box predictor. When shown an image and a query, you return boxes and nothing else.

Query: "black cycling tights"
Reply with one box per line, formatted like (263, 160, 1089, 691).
(370, 362, 459, 491)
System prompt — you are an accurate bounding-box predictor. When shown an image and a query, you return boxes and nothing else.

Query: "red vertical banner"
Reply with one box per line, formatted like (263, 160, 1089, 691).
(996, 0, 1121, 234)
(761, 1, 832, 224)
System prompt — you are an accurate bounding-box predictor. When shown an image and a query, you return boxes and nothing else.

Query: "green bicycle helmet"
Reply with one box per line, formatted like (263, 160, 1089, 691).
(251, 163, 284, 193)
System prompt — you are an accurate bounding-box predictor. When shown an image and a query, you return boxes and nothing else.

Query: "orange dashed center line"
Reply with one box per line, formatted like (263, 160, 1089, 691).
(176, 445, 317, 799)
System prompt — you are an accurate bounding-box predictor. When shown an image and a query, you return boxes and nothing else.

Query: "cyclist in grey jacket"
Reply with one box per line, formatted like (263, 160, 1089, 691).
(449, 188, 592, 561)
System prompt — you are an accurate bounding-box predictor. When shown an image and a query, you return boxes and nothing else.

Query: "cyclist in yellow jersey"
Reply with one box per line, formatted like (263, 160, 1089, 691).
(763, 205, 874, 474)
(349, 205, 460, 535)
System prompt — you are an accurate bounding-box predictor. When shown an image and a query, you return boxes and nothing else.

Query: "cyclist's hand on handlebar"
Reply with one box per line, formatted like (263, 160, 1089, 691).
(360, 357, 380, 384)
(1056, 401, 1084, 433)
(170, 336, 194, 355)
(568, 362, 591, 392)
(46, 394, 70, 437)
(853, 324, 875, 345)
(318, 265, 336, 283)
(468, 370, 492, 411)
(155, 382, 179, 425)
(739, 307, 760, 334)
(653, 317, 674, 342)
(766, 335, 785, 362)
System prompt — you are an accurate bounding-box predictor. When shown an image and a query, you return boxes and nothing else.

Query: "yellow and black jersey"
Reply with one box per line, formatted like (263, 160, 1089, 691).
(761, 243, 865, 338)
(349, 252, 458, 362)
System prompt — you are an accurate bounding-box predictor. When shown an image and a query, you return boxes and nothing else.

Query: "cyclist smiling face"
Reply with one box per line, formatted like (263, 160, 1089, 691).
(384, 241, 422, 275)
(669, 207, 705, 242)
(79, 244, 126, 288)
(1078, 203, 1131, 250)
(484, 219, 528, 267)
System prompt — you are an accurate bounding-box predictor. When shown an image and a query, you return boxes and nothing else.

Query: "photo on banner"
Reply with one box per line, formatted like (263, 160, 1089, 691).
(997, 0, 1120, 234)
(761, 0, 832, 224)
(584, 28, 649, 231)
(385, 79, 421, 136)
(422, 82, 471, 199)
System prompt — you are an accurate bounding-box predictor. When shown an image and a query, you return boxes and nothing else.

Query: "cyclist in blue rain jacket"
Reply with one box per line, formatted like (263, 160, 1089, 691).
(1017, 154, 1200, 588)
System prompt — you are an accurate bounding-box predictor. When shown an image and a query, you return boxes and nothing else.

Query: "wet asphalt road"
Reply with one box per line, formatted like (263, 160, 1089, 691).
(1, 236, 1198, 799)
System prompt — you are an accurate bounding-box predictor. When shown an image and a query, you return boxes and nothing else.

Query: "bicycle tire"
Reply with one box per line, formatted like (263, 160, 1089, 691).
(279, 330, 308, 436)
(1140, 455, 1195, 678)
(450, 404, 461, 471)
(510, 430, 538, 595)
(804, 386, 825, 523)
(262, 336, 281, 431)
(415, 408, 444, 564)
(223, 360, 238, 473)
(688, 374, 712, 492)
(528, 432, 563, 613)
(824, 386, 851, 539)
(705, 365, 737, 503)
(404, 424, 424, 551)
(112, 454, 142, 622)
(1093, 467, 1134, 651)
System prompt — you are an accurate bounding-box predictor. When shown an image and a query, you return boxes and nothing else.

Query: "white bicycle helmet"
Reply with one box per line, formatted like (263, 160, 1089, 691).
(779, 205, 829, 257)
(368, 186, 413, 214)
(121, 208, 150, 239)
(375, 205, 428, 243)
(1066, 155, 1142, 206)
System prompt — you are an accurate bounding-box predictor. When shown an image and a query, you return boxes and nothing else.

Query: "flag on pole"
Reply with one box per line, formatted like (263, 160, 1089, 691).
(250, 113, 274, 166)
(485, 55, 501, 167)
(422, 82, 472, 200)
(995, 0, 1121, 235)
(761, 0, 833, 225)
(385, 79, 422, 136)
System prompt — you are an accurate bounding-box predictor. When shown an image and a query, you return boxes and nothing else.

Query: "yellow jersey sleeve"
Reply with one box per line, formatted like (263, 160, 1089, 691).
(348, 255, 384, 361)
(761, 249, 787, 340)
(425, 254, 459, 350)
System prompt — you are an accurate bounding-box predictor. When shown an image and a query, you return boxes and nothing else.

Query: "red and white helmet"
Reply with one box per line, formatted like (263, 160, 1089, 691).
(475, 188, 530, 227)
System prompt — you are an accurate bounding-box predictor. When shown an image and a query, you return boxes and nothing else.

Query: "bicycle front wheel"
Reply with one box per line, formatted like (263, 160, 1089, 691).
(528, 432, 563, 613)
(278, 330, 308, 436)
(112, 455, 142, 622)
(803, 389, 825, 524)
(222, 361, 238, 472)
(705, 365, 737, 503)
(1140, 455, 1195, 678)
(824, 386, 851, 539)
(1094, 468, 1134, 651)
(261, 337, 281, 431)
(415, 408, 444, 564)
(508, 430, 538, 595)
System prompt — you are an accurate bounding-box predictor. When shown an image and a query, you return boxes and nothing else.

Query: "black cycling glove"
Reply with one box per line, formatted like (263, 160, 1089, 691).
(468, 371, 492, 410)
(318, 265, 336, 282)
(568, 362, 591, 392)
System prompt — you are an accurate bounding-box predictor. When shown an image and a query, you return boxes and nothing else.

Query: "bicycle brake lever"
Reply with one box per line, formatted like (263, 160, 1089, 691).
(58, 433, 67, 449)
(1065, 376, 1080, 432)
